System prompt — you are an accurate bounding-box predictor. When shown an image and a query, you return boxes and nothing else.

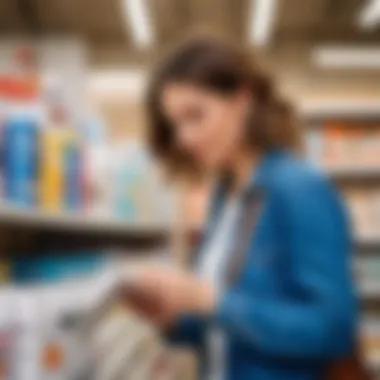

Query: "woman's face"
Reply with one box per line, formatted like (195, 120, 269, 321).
(161, 82, 251, 171)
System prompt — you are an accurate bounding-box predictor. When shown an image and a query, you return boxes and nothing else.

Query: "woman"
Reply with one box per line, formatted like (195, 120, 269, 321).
(124, 36, 357, 380)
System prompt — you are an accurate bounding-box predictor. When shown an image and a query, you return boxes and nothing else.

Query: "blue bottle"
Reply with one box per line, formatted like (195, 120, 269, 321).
(3, 111, 39, 206)
(63, 141, 82, 210)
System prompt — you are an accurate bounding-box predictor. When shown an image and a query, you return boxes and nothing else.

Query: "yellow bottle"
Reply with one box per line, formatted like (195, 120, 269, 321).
(39, 107, 77, 211)
(40, 128, 64, 210)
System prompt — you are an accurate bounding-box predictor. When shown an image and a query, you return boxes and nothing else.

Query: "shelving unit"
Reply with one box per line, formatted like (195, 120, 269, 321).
(300, 100, 380, 122)
(0, 202, 171, 239)
(356, 237, 380, 251)
(0, 201, 174, 252)
(361, 321, 380, 373)
(0, 203, 175, 378)
(303, 101, 380, 376)
(328, 167, 380, 182)
(360, 282, 380, 299)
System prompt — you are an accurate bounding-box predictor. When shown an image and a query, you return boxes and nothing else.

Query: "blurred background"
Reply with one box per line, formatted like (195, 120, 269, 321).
(0, 0, 380, 379)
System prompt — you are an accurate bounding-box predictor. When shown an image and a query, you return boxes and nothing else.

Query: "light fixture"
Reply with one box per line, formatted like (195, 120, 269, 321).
(312, 46, 380, 69)
(248, 0, 278, 46)
(121, 0, 154, 47)
(358, 0, 380, 30)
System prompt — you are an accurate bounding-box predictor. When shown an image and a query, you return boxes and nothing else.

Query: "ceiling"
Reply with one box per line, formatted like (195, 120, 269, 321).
(1, 0, 379, 64)
(1, 0, 380, 103)
(2, 0, 378, 135)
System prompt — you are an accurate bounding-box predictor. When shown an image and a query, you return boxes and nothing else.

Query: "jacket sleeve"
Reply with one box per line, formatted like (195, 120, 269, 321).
(165, 314, 206, 348)
(213, 169, 357, 358)
(165, 182, 223, 348)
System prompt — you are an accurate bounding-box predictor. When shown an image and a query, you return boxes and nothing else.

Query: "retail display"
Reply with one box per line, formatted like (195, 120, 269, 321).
(0, 115, 173, 222)
(361, 321, 380, 374)
(40, 106, 82, 211)
(306, 119, 380, 239)
(305, 115, 380, 377)
(10, 252, 106, 284)
(354, 256, 380, 300)
(306, 121, 380, 171)
(0, 260, 182, 380)
(343, 187, 380, 240)
(3, 113, 39, 206)
(0, 39, 182, 380)
(356, 257, 380, 284)
(1, 38, 378, 380)
(0, 42, 175, 225)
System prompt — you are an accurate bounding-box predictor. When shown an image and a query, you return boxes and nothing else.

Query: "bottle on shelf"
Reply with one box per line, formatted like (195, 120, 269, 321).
(40, 105, 82, 212)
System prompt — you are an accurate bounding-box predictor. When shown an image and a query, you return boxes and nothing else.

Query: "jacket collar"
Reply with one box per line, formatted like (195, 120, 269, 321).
(196, 150, 286, 266)
(208, 150, 285, 224)
(244, 149, 286, 197)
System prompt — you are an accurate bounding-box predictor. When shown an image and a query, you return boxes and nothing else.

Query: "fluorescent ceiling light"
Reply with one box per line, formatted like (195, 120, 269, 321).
(312, 46, 380, 68)
(358, 0, 380, 30)
(121, 0, 154, 47)
(248, 0, 277, 46)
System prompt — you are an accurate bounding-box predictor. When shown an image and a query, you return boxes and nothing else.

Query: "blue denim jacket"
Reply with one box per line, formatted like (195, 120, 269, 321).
(168, 151, 357, 380)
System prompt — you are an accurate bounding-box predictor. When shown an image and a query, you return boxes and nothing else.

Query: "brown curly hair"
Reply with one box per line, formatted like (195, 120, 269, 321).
(146, 35, 302, 176)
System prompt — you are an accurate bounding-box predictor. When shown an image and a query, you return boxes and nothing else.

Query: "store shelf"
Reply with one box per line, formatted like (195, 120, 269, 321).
(360, 282, 380, 299)
(0, 202, 171, 238)
(300, 100, 380, 122)
(356, 236, 380, 250)
(361, 321, 380, 374)
(327, 167, 380, 182)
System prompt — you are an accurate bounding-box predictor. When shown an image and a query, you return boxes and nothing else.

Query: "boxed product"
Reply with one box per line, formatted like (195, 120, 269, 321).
(318, 122, 380, 170)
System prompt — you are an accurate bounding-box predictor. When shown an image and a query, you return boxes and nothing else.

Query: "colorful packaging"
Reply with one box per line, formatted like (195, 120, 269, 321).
(40, 105, 82, 212)
(10, 252, 105, 284)
(63, 136, 82, 211)
(3, 112, 39, 206)
(40, 132, 81, 212)
(39, 127, 66, 210)
(113, 144, 152, 221)
(85, 143, 113, 216)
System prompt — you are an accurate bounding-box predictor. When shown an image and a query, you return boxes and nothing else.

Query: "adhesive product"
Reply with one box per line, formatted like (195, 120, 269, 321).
(85, 143, 113, 216)
(112, 145, 139, 220)
(40, 105, 82, 212)
(40, 129, 81, 211)
(63, 135, 82, 211)
(39, 127, 66, 211)
(112, 141, 155, 221)
(3, 109, 39, 206)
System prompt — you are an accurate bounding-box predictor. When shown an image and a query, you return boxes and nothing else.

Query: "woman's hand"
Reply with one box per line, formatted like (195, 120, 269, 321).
(121, 265, 217, 326)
